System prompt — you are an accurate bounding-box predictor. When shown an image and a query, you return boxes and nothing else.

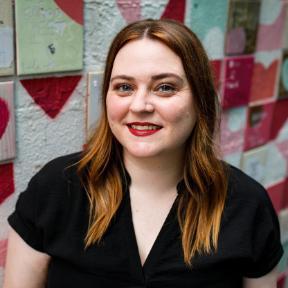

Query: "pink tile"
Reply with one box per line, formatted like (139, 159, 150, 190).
(244, 102, 274, 150)
(222, 55, 254, 109)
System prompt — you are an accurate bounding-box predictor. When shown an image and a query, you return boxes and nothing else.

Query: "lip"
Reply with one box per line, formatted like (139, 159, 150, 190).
(127, 122, 162, 137)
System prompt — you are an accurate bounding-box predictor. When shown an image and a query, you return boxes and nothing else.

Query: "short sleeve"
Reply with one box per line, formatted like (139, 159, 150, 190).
(242, 185, 283, 278)
(8, 172, 45, 252)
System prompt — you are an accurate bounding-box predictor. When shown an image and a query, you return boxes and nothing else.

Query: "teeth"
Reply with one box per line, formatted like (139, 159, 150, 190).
(131, 125, 159, 130)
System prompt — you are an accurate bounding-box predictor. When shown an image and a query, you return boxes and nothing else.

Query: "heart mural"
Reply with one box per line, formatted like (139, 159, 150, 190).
(0, 163, 14, 205)
(161, 0, 186, 23)
(0, 98, 10, 139)
(117, 0, 141, 23)
(54, 0, 83, 25)
(21, 76, 82, 119)
(116, 0, 186, 24)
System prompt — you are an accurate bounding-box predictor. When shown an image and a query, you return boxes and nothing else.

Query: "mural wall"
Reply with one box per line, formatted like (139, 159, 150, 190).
(0, 0, 288, 285)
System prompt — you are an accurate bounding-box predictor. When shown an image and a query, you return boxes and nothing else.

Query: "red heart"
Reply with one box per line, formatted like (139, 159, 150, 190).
(20, 76, 82, 119)
(0, 98, 10, 139)
(54, 0, 83, 25)
(161, 0, 186, 23)
(0, 162, 14, 205)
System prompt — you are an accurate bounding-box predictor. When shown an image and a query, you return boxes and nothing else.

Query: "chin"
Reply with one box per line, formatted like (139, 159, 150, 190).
(124, 145, 162, 159)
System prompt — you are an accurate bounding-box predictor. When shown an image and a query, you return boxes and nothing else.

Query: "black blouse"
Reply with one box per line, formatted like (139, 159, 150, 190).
(8, 153, 283, 288)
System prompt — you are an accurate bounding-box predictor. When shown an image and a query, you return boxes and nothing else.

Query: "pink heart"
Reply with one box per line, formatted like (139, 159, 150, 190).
(0, 98, 10, 139)
(21, 76, 81, 119)
(116, 0, 141, 23)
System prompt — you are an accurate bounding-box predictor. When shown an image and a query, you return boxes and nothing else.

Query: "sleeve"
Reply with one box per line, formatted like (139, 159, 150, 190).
(8, 172, 45, 252)
(242, 185, 284, 278)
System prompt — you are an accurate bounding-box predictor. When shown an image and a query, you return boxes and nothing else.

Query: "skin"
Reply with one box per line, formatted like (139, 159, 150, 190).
(106, 38, 196, 161)
(3, 38, 279, 287)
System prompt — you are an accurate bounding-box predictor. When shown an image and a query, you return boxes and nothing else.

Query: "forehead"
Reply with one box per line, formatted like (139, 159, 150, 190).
(111, 38, 185, 77)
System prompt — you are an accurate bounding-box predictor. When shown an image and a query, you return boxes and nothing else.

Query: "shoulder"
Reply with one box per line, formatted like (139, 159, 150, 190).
(223, 165, 283, 278)
(222, 164, 278, 230)
(226, 164, 271, 207)
(25, 151, 84, 216)
(33, 152, 82, 187)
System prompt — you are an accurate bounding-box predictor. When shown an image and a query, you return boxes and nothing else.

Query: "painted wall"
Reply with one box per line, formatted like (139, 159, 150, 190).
(0, 0, 288, 285)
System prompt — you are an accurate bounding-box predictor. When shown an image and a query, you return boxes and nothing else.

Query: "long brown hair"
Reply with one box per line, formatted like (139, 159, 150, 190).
(78, 19, 228, 266)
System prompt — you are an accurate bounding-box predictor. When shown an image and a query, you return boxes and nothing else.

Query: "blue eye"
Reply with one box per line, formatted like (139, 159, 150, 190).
(158, 84, 175, 92)
(118, 84, 132, 92)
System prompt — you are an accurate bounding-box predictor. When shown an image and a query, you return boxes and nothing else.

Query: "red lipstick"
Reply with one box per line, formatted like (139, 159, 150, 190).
(127, 122, 162, 137)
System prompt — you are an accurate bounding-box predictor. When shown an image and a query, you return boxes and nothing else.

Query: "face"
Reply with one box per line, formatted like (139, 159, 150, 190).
(106, 38, 197, 160)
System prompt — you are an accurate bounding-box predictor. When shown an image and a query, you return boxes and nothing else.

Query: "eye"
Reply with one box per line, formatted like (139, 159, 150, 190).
(117, 84, 132, 92)
(113, 83, 133, 95)
(156, 84, 176, 94)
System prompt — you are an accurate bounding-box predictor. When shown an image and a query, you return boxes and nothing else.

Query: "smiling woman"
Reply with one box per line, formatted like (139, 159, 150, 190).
(4, 19, 283, 288)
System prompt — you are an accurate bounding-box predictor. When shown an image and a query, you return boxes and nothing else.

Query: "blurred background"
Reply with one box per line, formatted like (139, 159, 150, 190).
(0, 0, 288, 286)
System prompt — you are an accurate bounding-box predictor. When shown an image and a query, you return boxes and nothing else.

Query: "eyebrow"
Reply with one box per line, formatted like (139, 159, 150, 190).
(110, 73, 184, 84)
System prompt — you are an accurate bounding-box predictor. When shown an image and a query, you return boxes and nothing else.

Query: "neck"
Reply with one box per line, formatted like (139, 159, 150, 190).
(123, 150, 185, 196)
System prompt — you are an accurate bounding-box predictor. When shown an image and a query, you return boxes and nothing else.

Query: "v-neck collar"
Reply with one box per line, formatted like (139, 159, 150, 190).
(121, 178, 183, 284)
(119, 164, 185, 282)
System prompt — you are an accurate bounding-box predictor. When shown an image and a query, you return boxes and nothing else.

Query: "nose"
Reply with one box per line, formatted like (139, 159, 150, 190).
(129, 88, 154, 113)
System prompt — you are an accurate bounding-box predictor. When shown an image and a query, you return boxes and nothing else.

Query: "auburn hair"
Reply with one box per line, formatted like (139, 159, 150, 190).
(78, 19, 228, 266)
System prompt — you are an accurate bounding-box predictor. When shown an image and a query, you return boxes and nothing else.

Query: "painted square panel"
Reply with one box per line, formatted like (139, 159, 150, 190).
(222, 55, 254, 109)
(264, 142, 287, 187)
(266, 180, 285, 213)
(249, 51, 281, 103)
(240, 145, 268, 185)
(15, 0, 83, 75)
(244, 102, 274, 151)
(188, 0, 229, 59)
(256, 0, 286, 51)
(279, 49, 288, 100)
(225, 0, 261, 55)
(87, 72, 103, 135)
(0, 81, 15, 162)
(220, 106, 247, 168)
(0, 0, 14, 76)
(265, 103, 288, 186)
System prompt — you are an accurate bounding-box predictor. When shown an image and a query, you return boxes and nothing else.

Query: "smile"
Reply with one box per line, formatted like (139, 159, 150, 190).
(127, 122, 162, 137)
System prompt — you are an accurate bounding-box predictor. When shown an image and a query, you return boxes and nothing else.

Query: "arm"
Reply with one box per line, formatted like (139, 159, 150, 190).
(3, 227, 51, 288)
(243, 266, 278, 288)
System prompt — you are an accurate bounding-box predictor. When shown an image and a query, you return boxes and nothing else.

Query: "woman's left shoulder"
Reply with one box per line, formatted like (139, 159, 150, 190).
(225, 164, 272, 208)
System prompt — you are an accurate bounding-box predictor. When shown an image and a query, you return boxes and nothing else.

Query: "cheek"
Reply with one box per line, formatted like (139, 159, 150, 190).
(106, 93, 128, 123)
(165, 101, 196, 127)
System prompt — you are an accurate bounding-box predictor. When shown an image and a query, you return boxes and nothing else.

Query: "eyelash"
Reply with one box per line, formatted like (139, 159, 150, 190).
(156, 84, 176, 93)
(112, 82, 177, 95)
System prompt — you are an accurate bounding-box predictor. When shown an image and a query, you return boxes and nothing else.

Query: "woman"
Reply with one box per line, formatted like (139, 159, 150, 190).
(4, 19, 283, 288)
